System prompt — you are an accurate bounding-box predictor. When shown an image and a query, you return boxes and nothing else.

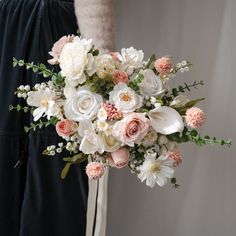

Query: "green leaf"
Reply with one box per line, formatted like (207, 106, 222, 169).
(61, 163, 72, 179)
(190, 129, 198, 137)
(16, 104, 21, 111)
(24, 126, 29, 133)
(145, 54, 156, 69)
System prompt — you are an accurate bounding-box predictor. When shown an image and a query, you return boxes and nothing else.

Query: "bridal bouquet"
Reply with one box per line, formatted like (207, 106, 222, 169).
(11, 35, 231, 188)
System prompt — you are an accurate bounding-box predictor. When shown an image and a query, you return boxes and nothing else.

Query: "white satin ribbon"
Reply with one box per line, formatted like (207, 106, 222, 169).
(86, 162, 108, 236)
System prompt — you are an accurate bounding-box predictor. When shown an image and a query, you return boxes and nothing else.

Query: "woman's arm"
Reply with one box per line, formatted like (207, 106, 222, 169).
(74, 0, 114, 52)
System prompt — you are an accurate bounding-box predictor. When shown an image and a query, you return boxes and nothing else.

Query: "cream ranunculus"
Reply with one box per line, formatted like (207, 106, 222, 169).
(109, 83, 143, 113)
(147, 106, 184, 135)
(139, 69, 165, 97)
(64, 87, 103, 121)
(100, 132, 121, 152)
(59, 37, 93, 85)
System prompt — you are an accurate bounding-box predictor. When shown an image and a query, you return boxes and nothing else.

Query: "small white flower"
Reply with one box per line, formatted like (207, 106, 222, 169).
(154, 102, 161, 108)
(181, 60, 187, 66)
(24, 85, 30, 91)
(56, 148, 62, 153)
(64, 86, 103, 121)
(27, 88, 56, 121)
(139, 69, 165, 97)
(95, 54, 116, 78)
(19, 85, 24, 91)
(58, 142, 63, 147)
(140, 128, 158, 147)
(158, 134, 168, 145)
(137, 153, 174, 187)
(97, 107, 108, 121)
(150, 97, 156, 104)
(109, 83, 143, 113)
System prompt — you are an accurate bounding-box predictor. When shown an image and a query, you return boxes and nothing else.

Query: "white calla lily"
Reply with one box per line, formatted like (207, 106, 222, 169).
(147, 106, 184, 135)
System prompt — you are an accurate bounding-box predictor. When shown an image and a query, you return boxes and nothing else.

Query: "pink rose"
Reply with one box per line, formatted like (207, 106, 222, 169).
(48, 35, 74, 65)
(109, 147, 129, 169)
(112, 70, 129, 84)
(154, 57, 172, 76)
(86, 162, 105, 180)
(112, 113, 149, 146)
(56, 119, 77, 137)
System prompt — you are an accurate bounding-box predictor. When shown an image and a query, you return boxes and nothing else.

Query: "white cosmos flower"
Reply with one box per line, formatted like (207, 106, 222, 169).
(121, 47, 144, 74)
(148, 106, 184, 135)
(27, 88, 56, 121)
(109, 83, 143, 113)
(137, 153, 174, 187)
(60, 37, 93, 85)
(64, 86, 103, 121)
(139, 69, 165, 97)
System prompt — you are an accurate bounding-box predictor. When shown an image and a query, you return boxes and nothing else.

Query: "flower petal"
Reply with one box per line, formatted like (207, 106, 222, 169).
(148, 106, 184, 135)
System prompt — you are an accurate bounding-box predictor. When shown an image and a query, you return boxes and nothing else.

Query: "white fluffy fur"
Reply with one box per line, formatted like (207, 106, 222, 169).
(74, 0, 114, 52)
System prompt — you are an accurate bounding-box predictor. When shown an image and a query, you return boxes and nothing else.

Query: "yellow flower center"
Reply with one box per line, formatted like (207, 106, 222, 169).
(150, 163, 161, 173)
(120, 92, 131, 102)
(40, 99, 48, 108)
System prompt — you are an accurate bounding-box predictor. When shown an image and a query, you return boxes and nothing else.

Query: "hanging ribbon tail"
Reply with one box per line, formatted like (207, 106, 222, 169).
(86, 160, 109, 236)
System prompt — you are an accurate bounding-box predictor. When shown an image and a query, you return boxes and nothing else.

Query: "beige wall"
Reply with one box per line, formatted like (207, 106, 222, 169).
(107, 0, 236, 235)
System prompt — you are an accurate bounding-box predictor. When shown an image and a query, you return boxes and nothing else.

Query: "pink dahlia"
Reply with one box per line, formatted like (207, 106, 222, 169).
(167, 150, 182, 167)
(86, 162, 105, 180)
(154, 57, 172, 75)
(102, 101, 122, 121)
(185, 107, 206, 128)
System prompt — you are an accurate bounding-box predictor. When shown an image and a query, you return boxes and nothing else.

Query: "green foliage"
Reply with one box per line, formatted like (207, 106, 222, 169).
(129, 73, 144, 92)
(61, 153, 88, 179)
(145, 54, 156, 69)
(171, 177, 180, 189)
(9, 104, 32, 113)
(24, 117, 59, 133)
(171, 80, 204, 97)
(167, 126, 232, 147)
(171, 98, 205, 115)
(13, 58, 65, 87)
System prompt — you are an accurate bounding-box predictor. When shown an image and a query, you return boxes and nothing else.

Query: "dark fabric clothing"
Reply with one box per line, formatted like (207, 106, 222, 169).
(0, 0, 88, 235)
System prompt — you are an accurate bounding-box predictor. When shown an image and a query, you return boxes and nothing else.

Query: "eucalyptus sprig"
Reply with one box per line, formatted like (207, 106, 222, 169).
(24, 117, 59, 133)
(171, 80, 204, 97)
(167, 126, 232, 147)
(129, 73, 144, 92)
(13, 58, 65, 87)
(9, 104, 32, 113)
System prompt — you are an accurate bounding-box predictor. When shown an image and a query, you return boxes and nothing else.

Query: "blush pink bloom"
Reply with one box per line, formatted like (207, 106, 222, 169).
(86, 162, 105, 180)
(56, 119, 77, 138)
(167, 150, 182, 167)
(109, 147, 129, 169)
(48, 35, 74, 65)
(185, 107, 206, 128)
(102, 101, 123, 121)
(154, 57, 172, 76)
(112, 113, 149, 147)
(110, 52, 122, 63)
(112, 70, 129, 84)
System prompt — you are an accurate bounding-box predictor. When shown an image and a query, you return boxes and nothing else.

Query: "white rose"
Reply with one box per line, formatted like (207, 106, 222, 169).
(121, 47, 144, 74)
(64, 87, 103, 121)
(60, 37, 93, 85)
(139, 69, 165, 97)
(109, 83, 143, 113)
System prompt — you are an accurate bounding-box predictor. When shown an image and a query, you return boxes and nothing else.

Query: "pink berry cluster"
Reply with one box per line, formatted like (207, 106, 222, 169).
(102, 101, 123, 121)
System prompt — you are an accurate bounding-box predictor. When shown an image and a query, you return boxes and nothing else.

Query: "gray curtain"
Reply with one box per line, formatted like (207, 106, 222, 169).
(107, 0, 236, 236)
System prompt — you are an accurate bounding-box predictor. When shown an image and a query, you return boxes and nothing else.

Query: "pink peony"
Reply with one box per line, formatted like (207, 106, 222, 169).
(56, 119, 77, 138)
(185, 107, 206, 128)
(48, 35, 74, 65)
(167, 150, 182, 167)
(86, 162, 105, 180)
(112, 70, 129, 84)
(112, 113, 149, 147)
(154, 57, 172, 76)
(109, 147, 129, 169)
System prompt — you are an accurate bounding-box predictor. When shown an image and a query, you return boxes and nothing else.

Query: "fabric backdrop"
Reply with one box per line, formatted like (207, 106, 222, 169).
(107, 0, 236, 236)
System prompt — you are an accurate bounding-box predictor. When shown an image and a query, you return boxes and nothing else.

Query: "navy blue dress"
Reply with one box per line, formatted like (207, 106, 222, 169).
(0, 0, 88, 235)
